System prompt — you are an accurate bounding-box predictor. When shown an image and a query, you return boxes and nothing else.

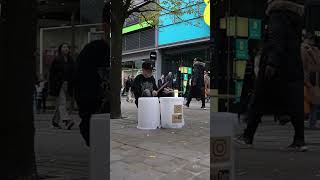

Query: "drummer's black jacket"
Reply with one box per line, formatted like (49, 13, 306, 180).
(132, 74, 158, 101)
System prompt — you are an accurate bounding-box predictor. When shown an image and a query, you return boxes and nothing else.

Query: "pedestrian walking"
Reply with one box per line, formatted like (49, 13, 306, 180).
(74, 4, 112, 146)
(41, 75, 49, 113)
(35, 80, 43, 114)
(49, 43, 75, 130)
(301, 33, 320, 129)
(126, 75, 134, 102)
(204, 71, 210, 102)
(158, 72, 174, 97)
(237, 0, 307, 151)
(131, 62, 158, 107)
(185, 58, 206, 110)
(158, 74, 165, 89)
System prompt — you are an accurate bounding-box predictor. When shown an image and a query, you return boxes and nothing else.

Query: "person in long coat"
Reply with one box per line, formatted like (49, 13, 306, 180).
(185, 58, 206, 109)
(74, 39, 110, 147)
(237, 0, 307, 151)
(49, 43, 75, 129)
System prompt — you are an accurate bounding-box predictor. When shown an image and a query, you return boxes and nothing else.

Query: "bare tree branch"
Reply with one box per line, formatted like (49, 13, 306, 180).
(126, 0, 154, 17)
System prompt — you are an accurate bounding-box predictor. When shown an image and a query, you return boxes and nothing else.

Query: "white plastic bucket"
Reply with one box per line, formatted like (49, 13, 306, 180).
(159, 97, 184, 129)
(137, 97, 160, 130)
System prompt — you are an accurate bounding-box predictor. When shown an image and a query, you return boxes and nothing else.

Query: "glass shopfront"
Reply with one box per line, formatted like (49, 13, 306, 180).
(162, 45, 210, 96)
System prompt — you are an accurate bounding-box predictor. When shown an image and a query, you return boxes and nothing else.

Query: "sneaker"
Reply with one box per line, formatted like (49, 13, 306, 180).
(234, 134, 253, 148)
(286, 143, 308, 152)
(52, 122, 62, 129)
(201, 106, 207, 110)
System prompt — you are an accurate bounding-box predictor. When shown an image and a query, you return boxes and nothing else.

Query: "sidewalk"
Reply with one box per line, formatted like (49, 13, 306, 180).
(34, 99, 320, 180)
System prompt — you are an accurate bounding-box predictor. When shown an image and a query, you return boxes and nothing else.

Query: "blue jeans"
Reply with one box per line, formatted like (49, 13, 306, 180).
(310, 104, 320, 128)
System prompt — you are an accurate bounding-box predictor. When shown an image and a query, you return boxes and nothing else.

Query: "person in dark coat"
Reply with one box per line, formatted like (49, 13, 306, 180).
(185, 58, 206, 109)
(158, 72, 174, 97)
(237, 0, 307, 151)
(74, 40, 110, 147)
(49, 43, 75, 129)
(131, 62, 158, 107)
(74, 4, 111, 147)
(158, 74, 165, 89)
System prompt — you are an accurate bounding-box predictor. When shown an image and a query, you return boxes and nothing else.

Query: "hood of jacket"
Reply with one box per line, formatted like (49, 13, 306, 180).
(266, 0, 304, 16)
(193, 61, 206, 67)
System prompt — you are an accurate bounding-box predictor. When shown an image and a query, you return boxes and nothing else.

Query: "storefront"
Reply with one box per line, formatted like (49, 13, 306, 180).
(157, 0, 210, 95)
(160, 43, 210, 95)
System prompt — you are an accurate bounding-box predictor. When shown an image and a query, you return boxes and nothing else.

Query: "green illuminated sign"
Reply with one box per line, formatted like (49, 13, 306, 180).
(122, 21, 152, 34)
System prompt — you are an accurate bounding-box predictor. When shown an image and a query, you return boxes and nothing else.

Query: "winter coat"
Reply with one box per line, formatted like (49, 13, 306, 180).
(254, 2, 304, 114)
(74, 40, 110, 114)
(192, 61, 205, 87)
(301, 40, 320, 104)
(190, 61, 205, 98)
(48, 55, 75, 97)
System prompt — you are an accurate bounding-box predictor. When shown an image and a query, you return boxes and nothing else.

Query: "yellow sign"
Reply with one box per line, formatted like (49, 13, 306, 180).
(203, 0, 210, 26)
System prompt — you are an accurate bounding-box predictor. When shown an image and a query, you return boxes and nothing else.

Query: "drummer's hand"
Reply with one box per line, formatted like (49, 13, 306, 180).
(152, 90, 158, 96)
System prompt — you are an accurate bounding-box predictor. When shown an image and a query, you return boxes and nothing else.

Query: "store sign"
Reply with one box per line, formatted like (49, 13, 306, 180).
(158, 0, 210, 45)
(184, 74, 188, 81)
(235, 39, 249, 60)
(234, 80, 243, 103)
(203, 0, 210, 26)
(249, 19, 262, 39)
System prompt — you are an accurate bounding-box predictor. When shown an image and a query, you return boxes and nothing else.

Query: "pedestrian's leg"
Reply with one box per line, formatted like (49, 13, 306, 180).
(201, 95, 206, 108)
(59, 82, 71, 122)
(309, 104, 317, 128)
(243, 106, 263, 143)
(36, 99, 41, 113)
(42, 97, 46, 112)
(290, 110, 305, 146)
(79, 111, 92, 146)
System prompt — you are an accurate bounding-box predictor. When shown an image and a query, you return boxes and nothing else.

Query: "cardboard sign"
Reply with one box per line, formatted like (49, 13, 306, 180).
(172, 114, 183, 123)
(211, 137, 231, 163)
(211, 166, 231, 180)
(174, 105, 183, 113)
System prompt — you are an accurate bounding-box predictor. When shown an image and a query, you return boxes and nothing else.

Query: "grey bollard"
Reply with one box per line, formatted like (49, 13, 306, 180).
(90, 113, 110, 180)
(210, 112, 236, 180)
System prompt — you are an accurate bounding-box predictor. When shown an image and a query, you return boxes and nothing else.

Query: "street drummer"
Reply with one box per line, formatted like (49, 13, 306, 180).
(131, 62, 158, 107)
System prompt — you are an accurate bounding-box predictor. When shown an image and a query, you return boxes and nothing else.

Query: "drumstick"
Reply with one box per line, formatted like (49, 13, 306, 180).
(156, 81, 170, 94)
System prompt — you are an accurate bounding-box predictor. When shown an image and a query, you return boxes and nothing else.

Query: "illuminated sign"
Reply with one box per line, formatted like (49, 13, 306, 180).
(122, 21, 151, 34)
(203, 0, 210, 26)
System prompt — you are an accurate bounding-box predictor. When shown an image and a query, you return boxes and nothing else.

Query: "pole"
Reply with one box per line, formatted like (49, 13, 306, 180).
(39, 28, 43, 75)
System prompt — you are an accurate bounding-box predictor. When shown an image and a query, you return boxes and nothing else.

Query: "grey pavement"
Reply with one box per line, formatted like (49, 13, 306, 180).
(34, 98, 320, 180)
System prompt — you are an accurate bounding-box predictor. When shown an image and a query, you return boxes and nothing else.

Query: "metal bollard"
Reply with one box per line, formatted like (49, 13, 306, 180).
(90, 113, 110, 180)
(210, 112, 236, 180)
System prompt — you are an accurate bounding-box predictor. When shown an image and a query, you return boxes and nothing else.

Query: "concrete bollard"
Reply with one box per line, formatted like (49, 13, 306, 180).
(210, 112, 236, 180)
(90, 113, 110, 180)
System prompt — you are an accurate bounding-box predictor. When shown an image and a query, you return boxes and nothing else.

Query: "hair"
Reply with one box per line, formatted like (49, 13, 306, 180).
(57, 43, 70, 56)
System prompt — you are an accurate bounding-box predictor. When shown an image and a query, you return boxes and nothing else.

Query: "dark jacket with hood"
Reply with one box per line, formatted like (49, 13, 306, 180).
(74, 40, 110, 114)
(189, 61, 205, 98)
(254, 0, 305, 114)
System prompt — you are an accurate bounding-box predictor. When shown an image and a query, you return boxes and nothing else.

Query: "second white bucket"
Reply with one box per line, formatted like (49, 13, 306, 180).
(159, 97, 184, 129)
